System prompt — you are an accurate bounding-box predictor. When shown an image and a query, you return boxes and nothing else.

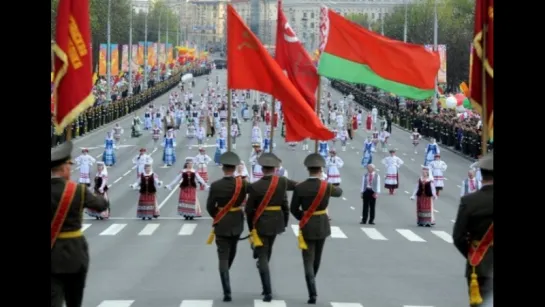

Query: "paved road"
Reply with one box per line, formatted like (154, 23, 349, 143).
(79, 71, 470, 307)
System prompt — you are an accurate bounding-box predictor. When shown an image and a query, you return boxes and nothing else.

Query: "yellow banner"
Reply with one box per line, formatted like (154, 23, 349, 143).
(147, 43, 156, 67)
(99, 44, 107, 76)
(110, 44, 119, 76)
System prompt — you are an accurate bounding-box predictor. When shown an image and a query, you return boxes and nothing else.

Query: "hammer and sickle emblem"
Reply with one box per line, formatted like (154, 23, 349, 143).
(284, 22, 299, 43)
(237, 31, 257, 50)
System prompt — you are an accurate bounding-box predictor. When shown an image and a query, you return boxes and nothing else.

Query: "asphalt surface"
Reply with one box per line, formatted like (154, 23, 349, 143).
(77, 70, 471, 307)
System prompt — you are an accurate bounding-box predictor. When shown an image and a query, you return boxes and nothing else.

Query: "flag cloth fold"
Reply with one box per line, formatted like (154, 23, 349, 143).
(317, 8, 440, 100)
(52, 0, 95, 134)
(227, 5, 333, 142)
(469, 0, 494, 140)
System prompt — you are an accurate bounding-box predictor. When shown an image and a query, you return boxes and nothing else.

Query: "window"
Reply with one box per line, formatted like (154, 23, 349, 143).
(311, 12, 315, 19)
(303, 12, 307, 18)
(371, 13, 375, 19)
(310, 22, 314, 28)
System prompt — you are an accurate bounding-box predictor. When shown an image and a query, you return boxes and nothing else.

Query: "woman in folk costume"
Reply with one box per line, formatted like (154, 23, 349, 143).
(411, 128, 421, 154)
(219, 121, 228, 139)
(162, 129, 177, 166)
(428, 154, 448, 196)
(338, 128, 349, 151)
(357, 109, 363, 127)
(206, 113, 214, 137)
(112, 123, 124, 143)
(381, 149, 404, 195)
(470, 156, 483, 182)
(361, 136, 374, 167)
(262, 126, 272, 152)
(264, 109, 271, 126)
(166, 157, 208, 220)
(154, 108, 163, 128)
(330, 128, 338, 147)
(460, 169, 482, 196)
(75, 148, 96, 186)
(231, 122, 239, 149)
(365, 111, 373, 132)
(151, 125, 162, 149)
(132, 114, 143, 137)
(196, 124, 206, 146)
(326, 149, 344, 186)
(144, 109, 153, 130)
(249, 145, 264, 183)
(251, 121, 263, 147)
(175, 107, 184, 129)
(371, 128, 379, 151)
(102, 132, 116, 166)
(410, 166, 437, 227)
(214, 135, 227, 165)
(130, 159, 163, 220)
(132, 148, 153, 178)
(87, 162, 110, 220)
(195, 147, 212, 190)
(186, 122, 196, 140)
(273, 111, 279, 129)
(242, 105, 250, 121)
(318, 140, 329, 159)
(423, 138, 440, 166)
(378, 128, 390, 153)
(275, 159, 289, 177)
(352, 113, 358, 131)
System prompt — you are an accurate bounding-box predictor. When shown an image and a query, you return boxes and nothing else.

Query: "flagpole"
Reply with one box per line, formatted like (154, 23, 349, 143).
(227, 89, 233, 152)
(144, 8, 148, 90)
(128, 2, 133, 96)
(269, 97, 275, 153)
(403, 0, 408, 42)
(106, 0, 112, 103)
(314, 79, 321, 153)
(480, 24, 489, 155)
(430, 0, 438, 114)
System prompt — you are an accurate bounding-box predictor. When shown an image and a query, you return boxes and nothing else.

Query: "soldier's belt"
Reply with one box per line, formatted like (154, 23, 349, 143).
(304, 209, 327, 216)
(57, 230, 83, 239)
(218, 207, 242, 212)
(264, 206, 281, 211)
(471, 240, 493, 247)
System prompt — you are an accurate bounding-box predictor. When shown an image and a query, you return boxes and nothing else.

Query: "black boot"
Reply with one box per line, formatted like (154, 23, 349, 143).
(220, 271, 232, 302)
(305, 276, 317, 304)
(260, 271, 273, 302)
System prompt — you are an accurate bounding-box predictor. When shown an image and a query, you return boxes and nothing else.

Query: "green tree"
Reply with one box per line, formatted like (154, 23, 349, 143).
(382, 0, 474, 90)
(346, 13, 380, 32)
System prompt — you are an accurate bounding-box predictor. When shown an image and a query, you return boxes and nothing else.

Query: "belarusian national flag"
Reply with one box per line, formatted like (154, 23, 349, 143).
(317, 8, 440, 100)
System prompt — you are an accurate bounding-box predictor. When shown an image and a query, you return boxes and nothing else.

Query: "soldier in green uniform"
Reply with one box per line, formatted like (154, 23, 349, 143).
(245, 153, 298, 302)
(51, 141, 109, 307)
(205, 151, 249, 302)
(290, 153, 343, 304)
(453, 152, 493, 306)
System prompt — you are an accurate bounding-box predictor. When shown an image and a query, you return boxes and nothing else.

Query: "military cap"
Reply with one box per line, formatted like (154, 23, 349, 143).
(51, 141, 74, 168)
(304, 153, 326, 168)
(476, 151, 493, 171)
(258, 153, 280, 168)
(219, 151, 241, 166)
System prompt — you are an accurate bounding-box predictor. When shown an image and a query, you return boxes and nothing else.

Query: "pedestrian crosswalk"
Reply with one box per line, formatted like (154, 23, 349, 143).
(93, 300, 435, 307)
(81, 220, 453, 244)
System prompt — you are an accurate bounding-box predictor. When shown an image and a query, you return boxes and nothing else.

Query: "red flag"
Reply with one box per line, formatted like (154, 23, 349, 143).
(52, 0, 94, 135)
(227, 5, 333, 142)
(469, 0, 494, 140)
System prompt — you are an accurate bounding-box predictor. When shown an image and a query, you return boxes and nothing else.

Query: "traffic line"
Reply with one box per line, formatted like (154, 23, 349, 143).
(113, 178, 122, 184)
(396, 229, 426, 242)
(178, 223, 198, 236)
(180, 300, 213, 307)
(361, 227, 388, 241)
(431, 230, 453, 243)
(97, 301, 135, 307)
(138, 223, 160, 236)
(254, 300, 286, 307)
(331, 303, 363, 307)
(99, 223, 127, 236)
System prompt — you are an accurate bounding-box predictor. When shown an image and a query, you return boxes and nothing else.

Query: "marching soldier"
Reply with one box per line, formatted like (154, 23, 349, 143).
(205, 152, 249, 302)
(290, 153, 343, 304)
(245, 153, 298, 302)
(453, 152, 493, 307)
(51, 141, 109, 307)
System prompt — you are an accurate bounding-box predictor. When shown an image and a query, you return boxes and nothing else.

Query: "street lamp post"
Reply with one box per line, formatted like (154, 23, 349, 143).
(106, 0, 112, 103)
(157, 11, 161, 82)
(128, 2, 133, 96)
(144, 8, 149, 90)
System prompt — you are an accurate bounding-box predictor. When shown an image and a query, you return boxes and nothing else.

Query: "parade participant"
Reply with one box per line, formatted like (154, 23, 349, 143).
(371, 106, 378, 128)
(365, 111, 373, 131)
(75, 148, 96, 186)
(273, 111, 279, 129)
(357, 109, 363, 127)
(287, 140, 297, 151)
(378, 128, 390, 153)
(453, 152, 493, 307)
(51, 141, 109, 307)
(234, 161, 249, 180)
(300, 138, 309, 151)
(196, 124, 206, 146)
(175, 107, 184, 129)
(87, 162, 110, 220)
(381, 149, 404, 195)
(335, 112, 344, 130)
(151, 125, 162, 148)
(195, 147, 212, 190)
(330, 127, 338, 147)
(470, 158, 483, 182)
(132, 148, 153, 178)
(460, 169, 482, 196)
(154, 108, 162, 128)
(317, 140, 329, 159)
(215, 135, 227, 165)
(242, 105, 250, 122)
(263, 126, 272, 152)
(251, 122, 263, 147)
(264, 110, 271, 126)
(361, 136, 374, 167)
(166, 157, 208, 220)
(275, 159, 289, 178)
(231, 122, 239, 149)
(205, 152, 248, 302)
(429, 154, 448, 196)
(371, 128, 379, 151)
(130, 159, 163, 220)
(112, 123, 124, 143)
(249, 145, 264, 183)
(424, 138, 440, 166)
(352, 113, 358, 131)
(102, 133, 116, 166)
(245, 153, 298, 302)
(162, 129, 177, 167)
(410, 166, 437, 227)
(360, 163, 380, 225)
(412, 128, 421, 154)
(325, 149, 344, 186)
(144, 109, 152, 130)
(132, 114, 143, 137)
(186, 122, 196, 140)
(290, 153, 343, 304)
(163, 110, 175, 133)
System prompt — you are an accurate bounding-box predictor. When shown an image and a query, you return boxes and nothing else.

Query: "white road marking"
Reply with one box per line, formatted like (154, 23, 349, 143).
(107, 184, 112, 188)
(291, 225, 299, 236)
(138, 223, 160, 236)
(404, 191, 409, 194)
(402, 153, 407, 155)
(361, 227, 388, 240)
(83, 216, 213, 220)
(404, 305, 435, 307)
(451, 219, 455, 223)
(96, 154, 103, 158)
(356, 152, 359, 154)
(331, 303, 364, 307)
(444, 177, 448, 180)
(158, 183, 182, 209)
(178, 223, 198, 236)
(330, 226, 348, 238)
(254, 300, 287, 307)
(180, 300, 214, 307)
(123, 170, 132, 176)
(433, 209, 439, 213)
(431, 230, 453, 243)
(396, 229, 426, 242)
(350, 206, 355, 210)
(82, 224, 91, 232)
(342, 197, 347, 201)
(97, 301, 135, 307)
(99, 223, 127, 236)
(113, 178, 122, 184)
(411, 158, 415, 161)
(456, 185, 461, 188)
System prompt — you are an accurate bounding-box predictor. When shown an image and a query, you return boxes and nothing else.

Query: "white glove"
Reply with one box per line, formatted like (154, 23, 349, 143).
(99, 188, 104, 194)
(410, 196, 415, 200)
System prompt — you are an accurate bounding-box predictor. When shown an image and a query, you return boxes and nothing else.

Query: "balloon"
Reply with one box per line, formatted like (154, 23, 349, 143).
(439, 97, 447, 108)
(454, 93, 465, 105)
(463, 97, 472, 109)
(455, 105, 466, 113)
(445, 96, 457, 108)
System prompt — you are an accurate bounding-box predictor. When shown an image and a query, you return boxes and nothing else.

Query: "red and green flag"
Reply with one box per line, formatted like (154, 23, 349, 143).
(317, 8, 440, 100)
